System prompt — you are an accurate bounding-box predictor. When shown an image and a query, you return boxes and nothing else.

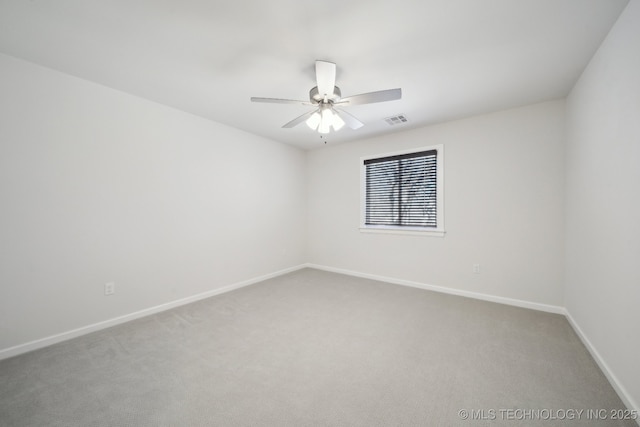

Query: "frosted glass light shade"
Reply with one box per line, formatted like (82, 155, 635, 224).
(332, 112, 345, 131)
(318, 108, 332, 133)
(306, 111, 321, 130)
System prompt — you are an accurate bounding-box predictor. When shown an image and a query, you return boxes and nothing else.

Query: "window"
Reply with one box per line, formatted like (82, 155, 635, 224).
(360, 145, 444, 236)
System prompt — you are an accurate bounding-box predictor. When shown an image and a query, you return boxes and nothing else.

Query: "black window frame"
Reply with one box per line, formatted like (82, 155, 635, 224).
(360, 145, 444, 236)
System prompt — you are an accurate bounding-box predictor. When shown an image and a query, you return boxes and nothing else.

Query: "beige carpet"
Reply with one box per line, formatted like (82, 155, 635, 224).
(0, 268, 635, 426)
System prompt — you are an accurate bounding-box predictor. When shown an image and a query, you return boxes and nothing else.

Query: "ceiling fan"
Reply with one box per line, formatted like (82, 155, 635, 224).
(251, 60, 402, 134)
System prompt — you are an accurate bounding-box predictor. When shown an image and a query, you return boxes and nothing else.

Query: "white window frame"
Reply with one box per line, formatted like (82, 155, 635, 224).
(360, 144, 445, 237)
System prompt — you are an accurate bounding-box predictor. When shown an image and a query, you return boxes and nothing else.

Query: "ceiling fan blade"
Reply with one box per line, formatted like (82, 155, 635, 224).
(282, 109, 318, 128)
(340, 88, 402, 105)
(315, 60, 336, 98)
(251, 97, 310, 105)
(334, 108, 364, 130)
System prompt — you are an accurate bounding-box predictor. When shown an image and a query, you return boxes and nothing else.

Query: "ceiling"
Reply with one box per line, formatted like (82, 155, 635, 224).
(0, 0, 629, 149)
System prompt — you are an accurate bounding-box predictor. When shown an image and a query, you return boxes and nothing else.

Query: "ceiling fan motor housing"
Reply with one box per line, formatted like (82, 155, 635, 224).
(310, 86, 341, 104)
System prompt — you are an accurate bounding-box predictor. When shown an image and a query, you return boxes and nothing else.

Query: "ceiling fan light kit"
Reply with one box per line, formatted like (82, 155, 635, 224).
(251, 60, 401, 135)
(306, 103, 345, 133)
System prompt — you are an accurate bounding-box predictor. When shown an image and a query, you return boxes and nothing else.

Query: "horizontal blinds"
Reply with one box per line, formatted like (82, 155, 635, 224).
(365, 150, 437, 228)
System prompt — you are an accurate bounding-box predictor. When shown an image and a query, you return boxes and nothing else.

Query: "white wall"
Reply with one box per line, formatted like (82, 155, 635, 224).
(565, 0, 640, 411)
(2, 3, 637, 410)
(307, 100, 565, 307)
(0, 53, 307, 353)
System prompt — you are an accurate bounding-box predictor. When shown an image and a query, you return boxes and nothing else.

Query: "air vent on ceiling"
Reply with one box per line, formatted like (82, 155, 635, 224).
(384, 114, 408, 126)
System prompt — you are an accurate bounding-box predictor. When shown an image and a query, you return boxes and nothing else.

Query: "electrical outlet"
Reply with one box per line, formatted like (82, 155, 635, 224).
(104, 282, 115, 296)
(473, 264, 481, 274)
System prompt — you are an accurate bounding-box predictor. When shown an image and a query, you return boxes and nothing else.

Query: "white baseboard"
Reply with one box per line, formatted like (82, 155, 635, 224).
(0, 264, 306, 361)
(306, 263, 565, 314)
(564, 310, 640, 424)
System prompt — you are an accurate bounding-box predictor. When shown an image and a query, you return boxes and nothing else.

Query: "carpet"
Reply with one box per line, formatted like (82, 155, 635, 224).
(0, 268, 635, 426)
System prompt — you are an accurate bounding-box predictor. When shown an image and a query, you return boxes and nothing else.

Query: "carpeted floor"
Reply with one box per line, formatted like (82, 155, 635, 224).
(0, 268, 635, 426)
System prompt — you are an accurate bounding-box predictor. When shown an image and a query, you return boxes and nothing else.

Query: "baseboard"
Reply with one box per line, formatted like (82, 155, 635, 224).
(564, 310, 640, 424)
(0, 264, 307, 361)
(306, 263, 565, 314)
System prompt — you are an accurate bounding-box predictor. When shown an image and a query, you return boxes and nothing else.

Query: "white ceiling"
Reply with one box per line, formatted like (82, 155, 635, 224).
(0, 0, 629, 149)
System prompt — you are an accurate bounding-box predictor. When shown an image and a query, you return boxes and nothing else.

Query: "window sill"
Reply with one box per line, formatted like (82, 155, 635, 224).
(359, 226, 446, 237)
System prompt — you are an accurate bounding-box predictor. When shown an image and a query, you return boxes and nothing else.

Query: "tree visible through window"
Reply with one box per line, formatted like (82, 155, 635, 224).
(364, 149, 438, 228)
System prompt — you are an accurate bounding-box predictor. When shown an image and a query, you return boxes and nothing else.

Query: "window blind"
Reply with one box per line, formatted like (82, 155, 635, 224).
(364, 150, 437, 228)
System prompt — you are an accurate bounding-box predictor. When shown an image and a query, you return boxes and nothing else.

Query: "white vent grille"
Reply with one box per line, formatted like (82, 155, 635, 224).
(384, 114, 408, 126)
